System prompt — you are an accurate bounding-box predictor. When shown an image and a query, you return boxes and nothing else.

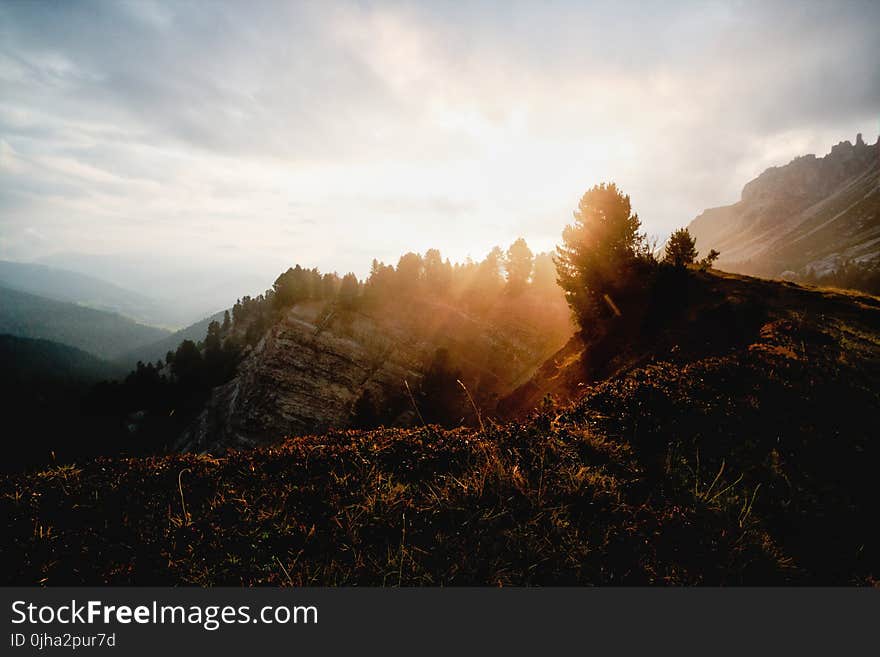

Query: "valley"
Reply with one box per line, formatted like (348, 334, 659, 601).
(4, 268, 878, 585)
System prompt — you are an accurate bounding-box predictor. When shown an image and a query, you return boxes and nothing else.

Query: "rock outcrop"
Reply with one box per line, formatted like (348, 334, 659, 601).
(688, 134, 880, 277)
(179, 297, 571, 453)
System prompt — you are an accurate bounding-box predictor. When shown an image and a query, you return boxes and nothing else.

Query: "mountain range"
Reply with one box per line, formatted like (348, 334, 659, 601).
(688, 133, 880, 279)
(0, 260, 178, 329)
(35, 252, 272, 329)
(6, 267, 879, 584)
(3, 133, 880, 585)
(116, 310, 228, 366)
(0, 285, 169, 362)
(0, 260, 238, 370)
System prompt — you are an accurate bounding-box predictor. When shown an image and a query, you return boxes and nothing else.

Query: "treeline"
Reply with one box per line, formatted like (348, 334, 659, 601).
(554, 182, 719, 335)
(75, 312, 242, 460)
(192, 238, 557, 374)
(70, 238, 561, 460)
(13, 180, 722, 472)
(361, 241, 558, 311)
(78, 182, 713, 464)
(232, 239, 559, 326)
(802, 259, 880, 296)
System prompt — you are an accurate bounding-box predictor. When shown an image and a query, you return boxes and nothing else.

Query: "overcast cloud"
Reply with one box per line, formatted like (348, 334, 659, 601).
(1, 0, 878, 285)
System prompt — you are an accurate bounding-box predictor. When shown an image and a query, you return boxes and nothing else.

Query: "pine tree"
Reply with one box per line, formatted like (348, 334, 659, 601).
(664, 228, 698, 267)
(338, 273, 360, 308)
(531, 252, 557, 291)
(423, 248, 452, 296)
(505, 237, 534, 294)
(554, 183, 649, 327)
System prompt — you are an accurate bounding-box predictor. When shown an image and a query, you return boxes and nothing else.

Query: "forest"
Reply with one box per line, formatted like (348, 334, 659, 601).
(5, 231, 568, 471)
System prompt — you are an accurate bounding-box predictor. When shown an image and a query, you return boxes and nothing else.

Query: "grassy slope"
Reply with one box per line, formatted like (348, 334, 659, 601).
(0, 334, 126, 384)
(0, 336, 127, 474)
(2, 271, 879, 585)
(115, 310, 226, 368)
(0, 260, 169, 328)
(0, 286, 169, 361)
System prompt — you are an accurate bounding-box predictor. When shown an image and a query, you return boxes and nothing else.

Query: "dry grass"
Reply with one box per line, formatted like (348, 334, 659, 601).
(2, 417, 791, 586)
(3, 270, 879, 586)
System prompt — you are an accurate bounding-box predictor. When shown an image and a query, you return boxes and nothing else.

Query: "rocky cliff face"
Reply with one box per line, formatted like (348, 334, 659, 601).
(178, 305, 412, 452)
(179, 297, 571, 453)
(688, 134, 880, 278)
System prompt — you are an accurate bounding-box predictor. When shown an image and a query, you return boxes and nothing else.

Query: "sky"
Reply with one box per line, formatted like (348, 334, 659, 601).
(1, 0, 878, 291)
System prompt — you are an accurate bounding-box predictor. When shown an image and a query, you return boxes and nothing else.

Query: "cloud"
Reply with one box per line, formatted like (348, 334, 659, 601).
(0, 0, 878, 281)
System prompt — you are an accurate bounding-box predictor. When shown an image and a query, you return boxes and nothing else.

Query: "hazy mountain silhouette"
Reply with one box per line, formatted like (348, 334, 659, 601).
(0, 286, 169, 361)
(5, 269, 880, 584)
(0, 334, 125, 384)
(116, 310, 227, 368)
(36, 252, 272, 329)
(0, 260, 179, 329)
(688, 134, 880, 280)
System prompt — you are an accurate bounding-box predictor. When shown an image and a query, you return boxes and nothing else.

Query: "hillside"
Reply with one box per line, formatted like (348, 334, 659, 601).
(0, 335, 127, 473)
(502, 267, 880, 412)
(4, 270, 879, 585)
(180, 291, 572, 453)
(688, 134, 880, 279)
(116, 310, 227, 368)
(0, 260, 178, 329)
(36, 251, 271, 329)
(0, 286, 170, 361)
(0, 334, 125, 384)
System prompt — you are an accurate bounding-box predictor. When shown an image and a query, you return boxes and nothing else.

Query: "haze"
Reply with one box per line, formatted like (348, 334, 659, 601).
(1, 0, 878, 318)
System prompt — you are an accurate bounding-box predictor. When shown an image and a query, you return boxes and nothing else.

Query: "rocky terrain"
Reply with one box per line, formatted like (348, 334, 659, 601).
(688, 134, 880, 278)
(179, 296, 572, 453)
(5, 270, 879, 585)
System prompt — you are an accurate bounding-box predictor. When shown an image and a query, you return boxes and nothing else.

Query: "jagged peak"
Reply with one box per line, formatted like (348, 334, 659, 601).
(829, 132, 878, 154)
(830, 138, 854, 155)
(739, 132, 877, 202)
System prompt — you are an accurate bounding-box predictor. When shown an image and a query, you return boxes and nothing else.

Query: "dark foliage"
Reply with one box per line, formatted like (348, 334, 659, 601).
(0, 285, 168, 361)
(664, 228, 698, 267)
(802, 259, 880, 296)
(351, 390, 379, 430)
(1, 335, 125, 473)
(505, 238, 534, 295)
(417, 348, 464, 426)
(554, 183, 653, 330)
(0, 421, 786, 585)
(3, 266, 878, 585)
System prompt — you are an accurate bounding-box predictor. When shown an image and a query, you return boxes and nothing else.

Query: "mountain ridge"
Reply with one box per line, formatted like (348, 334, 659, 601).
(179, 292, 572, 454)
(5, 270, 879, 585)
(0, 260, 186, 329)
(0, 334, 126, 384)
(687, 134, 880, 279)
(0, 285, 170, 361)
(116, 310, 227, 368)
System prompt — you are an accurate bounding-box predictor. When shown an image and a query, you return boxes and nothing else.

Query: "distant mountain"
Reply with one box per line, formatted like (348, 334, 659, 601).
(0, 286, 170, 361)
(0, 334, 125, 384)
(117, 309, 226, 367)
(0, 335, 129, 472)
(0, 260, 184, 329)
(688, 134, 880, 278)
(36, 252, 272, 328)
(7, 270, 880, 584)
